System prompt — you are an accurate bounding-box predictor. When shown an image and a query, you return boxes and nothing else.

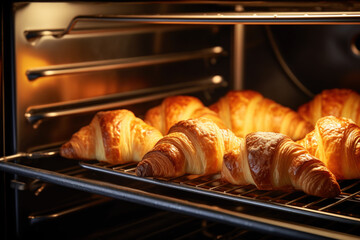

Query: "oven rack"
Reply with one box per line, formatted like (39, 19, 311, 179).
(1, 153, 360, 239)
(80, 160, 360, 226)
(25, 75, 226, 127)
(26, 46, 224, 81)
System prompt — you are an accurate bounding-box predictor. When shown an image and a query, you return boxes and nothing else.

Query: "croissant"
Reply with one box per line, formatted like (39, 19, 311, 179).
(297, 116, 360, 180)
(144, 95, 226, 135)
(298, 88, 360, 125)
(221, 131, 340, 198)
(60, 109, 163, 164)
(209, 90, 313, 141)
(136, 117, 240, 178)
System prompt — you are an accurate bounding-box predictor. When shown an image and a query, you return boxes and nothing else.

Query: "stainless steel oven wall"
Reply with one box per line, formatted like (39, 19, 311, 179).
(242, 24, 360, 109)
(13, 2, 234, 153)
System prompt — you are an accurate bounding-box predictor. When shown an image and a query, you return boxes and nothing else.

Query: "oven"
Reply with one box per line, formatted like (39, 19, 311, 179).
(1, 1, 360, 239)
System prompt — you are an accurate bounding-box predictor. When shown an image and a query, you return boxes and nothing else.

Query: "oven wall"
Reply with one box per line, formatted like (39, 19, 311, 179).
(243, 25, 360, 108)
(3, 2, 236, 238)
(14, 3, 360, 154)
(13, 2, 235, 153)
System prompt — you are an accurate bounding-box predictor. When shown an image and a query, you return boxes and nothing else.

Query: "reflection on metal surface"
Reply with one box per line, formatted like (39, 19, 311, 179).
(28, 197, 111, 224)
(24, 25, 203, 42)
(15, 3, 232, 152)
(80, 160, 360, 226)
(27, 12, 360, 40)
(0, 154, 359, 239)
(25, 75, 227, 126)
(26, 47, 224, 81)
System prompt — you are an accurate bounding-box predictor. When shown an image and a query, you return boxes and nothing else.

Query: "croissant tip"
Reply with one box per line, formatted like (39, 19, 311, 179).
(136, 162, 153, 177)
(316, 179, 341, 198)
(329, 184, 341, 198)
(60, 142, 75, 159)
(321, 189, 341, 199)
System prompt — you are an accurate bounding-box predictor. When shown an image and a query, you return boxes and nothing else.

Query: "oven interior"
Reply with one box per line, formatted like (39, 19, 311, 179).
(1, 1, 360, 239)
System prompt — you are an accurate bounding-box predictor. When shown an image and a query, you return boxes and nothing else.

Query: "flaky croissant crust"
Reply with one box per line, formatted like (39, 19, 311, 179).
(297, 116, 360, 180)
(144, 95, 226, 135)
(210, 90, 313, 140)
(298, 88, 360, 125)
(136, 117, 240, 178)
(60, 109, 163, 164)
(222, 132, 340, 198)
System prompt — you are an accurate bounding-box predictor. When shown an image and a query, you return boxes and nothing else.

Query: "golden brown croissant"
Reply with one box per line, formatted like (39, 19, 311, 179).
(298, 88, 360, 125)
(144, 95, 226, 135)
(222, 132, 340, 198)
(297, 116, 360, 180)
(209, 90, 313, 141)
(136, 117, 240, 178)
(60, 109, 163, 164)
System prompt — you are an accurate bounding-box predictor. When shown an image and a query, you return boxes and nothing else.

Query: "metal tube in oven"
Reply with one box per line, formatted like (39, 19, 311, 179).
(26, 46, 224, 81)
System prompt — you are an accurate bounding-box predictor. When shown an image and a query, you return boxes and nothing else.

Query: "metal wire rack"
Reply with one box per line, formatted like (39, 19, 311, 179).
(1, 152, 360, 238)
(80, 160, 360, 225)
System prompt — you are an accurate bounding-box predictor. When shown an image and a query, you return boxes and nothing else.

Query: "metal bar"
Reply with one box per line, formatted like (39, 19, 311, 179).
(319, 190, 360, 211)
(57, 164, 83, 174)
(61, 167, 87, 176)
(270, 192, 294, 202)
(24, 25, 201, 42)
(112, 12, 360, 24)
(24, 75, 226, 126)
(0, 160, 358, 240)
(303, 181, 360, 209)
(237, 188, 258, 196)
(302, 198, 329, 209)
(26, 46, 224, 81)
(340, 193, 360, 203)
(112, 162, 137, 171)
(79, 161, 360, 226)
(123, 167, 136, 173)
(254, 191, 274, 199)
(208, 182, 229, 191)
(47, 13, 360, 40)
(232, 6, 244, 90)
(195, 178, 219, 188)
(284, 195, 308, 205)
(224, 186, 244, 194)
(340, 180, 360, 192)
(179, 175, 205, 185)
(28, 197, 111, 224)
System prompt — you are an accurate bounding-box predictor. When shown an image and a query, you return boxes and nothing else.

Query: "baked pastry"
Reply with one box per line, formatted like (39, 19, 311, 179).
(136, 117, 240, 178)
(298, 88, 360, 125)
(222, 132, 340, 198)
(60, 109, 163, 164)
(144, 95, 226, 135)
(209, 90, 313, 140)
(297, 116, 360, 180)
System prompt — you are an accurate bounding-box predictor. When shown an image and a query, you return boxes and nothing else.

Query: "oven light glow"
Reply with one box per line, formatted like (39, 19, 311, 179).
(212, 75, 223, 84)
(213, 46, 223, 54)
